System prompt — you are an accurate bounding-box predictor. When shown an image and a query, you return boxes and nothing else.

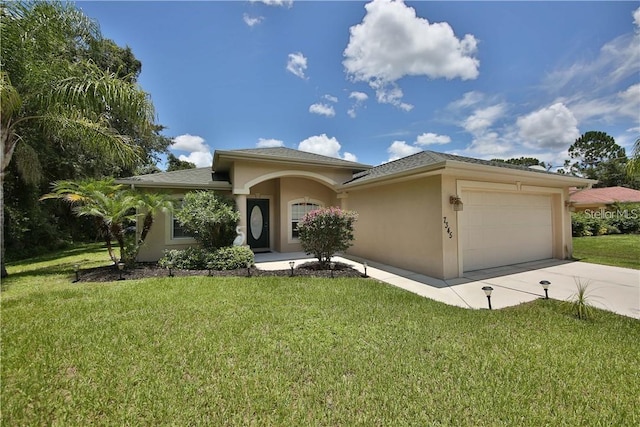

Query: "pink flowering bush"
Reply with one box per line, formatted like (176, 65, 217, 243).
(297, 207, 358, 266)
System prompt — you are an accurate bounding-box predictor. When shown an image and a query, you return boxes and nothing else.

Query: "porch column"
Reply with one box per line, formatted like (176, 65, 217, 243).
(337, 192, 348, 210)
(235, 194, 247, 245)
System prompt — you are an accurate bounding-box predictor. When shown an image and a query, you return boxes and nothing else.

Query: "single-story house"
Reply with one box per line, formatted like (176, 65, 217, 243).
(117, 147, 594, 279)
(568, 186, 640, 211)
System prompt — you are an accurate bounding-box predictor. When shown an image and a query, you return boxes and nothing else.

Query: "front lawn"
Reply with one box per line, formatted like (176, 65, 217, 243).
(573, 234, 640, 269)
(2, 246, 639, 425)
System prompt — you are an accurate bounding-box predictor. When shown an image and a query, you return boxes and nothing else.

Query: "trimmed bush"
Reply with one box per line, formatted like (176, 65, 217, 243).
(297, 207, 358, 265)
(158, 246, 254, 271)
(208, 246, 254, 270)
(175, 191, 240, 250)
(572, 203, 640, 236)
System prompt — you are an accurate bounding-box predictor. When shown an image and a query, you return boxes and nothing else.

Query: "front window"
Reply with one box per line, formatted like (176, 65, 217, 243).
(290, 201, 321, 240)
(172, 215, 191, 239)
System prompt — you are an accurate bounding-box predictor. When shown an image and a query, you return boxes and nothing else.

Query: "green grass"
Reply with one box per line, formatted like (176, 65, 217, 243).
(573, 234, 640, 269)
(2, 246, 639, 425)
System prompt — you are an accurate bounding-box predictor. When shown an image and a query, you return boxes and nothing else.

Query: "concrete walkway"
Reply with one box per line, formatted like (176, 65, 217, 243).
(254, 252, 640, 319)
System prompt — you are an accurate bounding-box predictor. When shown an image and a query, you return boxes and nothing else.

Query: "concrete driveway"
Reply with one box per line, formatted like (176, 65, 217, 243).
(255, 253, 639, 319)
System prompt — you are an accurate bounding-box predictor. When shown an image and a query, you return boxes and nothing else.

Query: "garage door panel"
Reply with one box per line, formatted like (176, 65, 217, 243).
(461, 191, 553, 271)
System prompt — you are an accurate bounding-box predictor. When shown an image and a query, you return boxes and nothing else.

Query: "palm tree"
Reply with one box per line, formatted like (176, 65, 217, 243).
(136, 192, 175, 244)
(1, 2, 157, 277)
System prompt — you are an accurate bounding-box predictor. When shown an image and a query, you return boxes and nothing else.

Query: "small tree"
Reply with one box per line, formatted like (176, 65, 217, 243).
(297, 207, 358, 266)
(175, 191, 240, 250)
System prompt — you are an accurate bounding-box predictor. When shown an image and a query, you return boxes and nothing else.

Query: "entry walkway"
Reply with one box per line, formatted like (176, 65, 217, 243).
(254, 252, 639, 319)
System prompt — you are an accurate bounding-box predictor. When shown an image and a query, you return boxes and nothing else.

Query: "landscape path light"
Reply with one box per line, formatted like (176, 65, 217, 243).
(289, 261, 295, 277)
(167, 261, 174, 277)
(246, 261, 252, 277)
(330, 261, 336, 278)
(72, 264, 80, 283)
(117, 262, 125, 281)
(363, 261, 368, 278)
(482, 286, 494, 310)
(540, 280, 551, 300)
(207, 261, 214, 277)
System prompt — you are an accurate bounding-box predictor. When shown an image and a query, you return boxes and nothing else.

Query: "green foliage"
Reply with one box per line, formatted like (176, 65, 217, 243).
(565, 279, 596, 320)
(491, 157, 546, 168)
(297, 207, 358, 265)
(572, 203, 640, 236)
(41, 179, 172, 266)
(158, 247, 212, 270)
(1, 0, 169, 276)
(565, 131, 637, 188)
(175, 191, 240, 250)
(207, 246, 254, 270)
(166, 153, 196, 171)
(158, 246, 254, 270)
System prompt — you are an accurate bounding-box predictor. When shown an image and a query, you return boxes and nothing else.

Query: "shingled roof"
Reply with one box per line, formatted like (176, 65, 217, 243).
(214, 147, 371, 171)
(344, 150, 560, 185)
(117, 167, 231, 189)
(569, 186, 640, 205)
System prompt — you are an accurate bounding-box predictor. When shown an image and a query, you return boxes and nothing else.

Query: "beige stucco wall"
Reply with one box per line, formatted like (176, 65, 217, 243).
(275, 177, 337, 253)
(347, 176, 445, 278)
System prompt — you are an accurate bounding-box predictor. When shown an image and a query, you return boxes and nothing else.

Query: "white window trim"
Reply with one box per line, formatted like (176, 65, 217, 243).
(165, 196, 198, 246)
(287, 198, 323, 244)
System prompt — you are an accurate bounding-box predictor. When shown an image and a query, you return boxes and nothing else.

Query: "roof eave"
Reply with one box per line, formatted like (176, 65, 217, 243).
(115, 179, 232, 191)
(214, 149, 372, 172)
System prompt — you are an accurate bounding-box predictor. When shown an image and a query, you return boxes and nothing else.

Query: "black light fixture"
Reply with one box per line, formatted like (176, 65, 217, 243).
(449, 195, 464, 211)
(289, 261, 295, 277)
(540, 280, 551, 299)
(72, 264, 80, 283)
(207, 261, 214, 277)
(246, 261, 252, 277)
(330, 261, 336, 278)
(117, 262, 125, 281)
(362, 261, 368, 278)
(167, 261, 174, 277)
(482, 286, 493, 310)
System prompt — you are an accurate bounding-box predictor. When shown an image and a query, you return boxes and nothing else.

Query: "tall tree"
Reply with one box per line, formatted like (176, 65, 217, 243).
(167, 153, 196, 172)
(565, 131, 632, 187)
(491, 157, 547, 169)
(628, 137, 640, 178)
(1, 1, 160, 277)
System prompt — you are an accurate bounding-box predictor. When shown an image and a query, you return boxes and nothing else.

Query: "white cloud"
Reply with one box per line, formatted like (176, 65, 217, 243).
(517, 103, 580, 149)
(170, 134, 208, 152)
(251, 0, 293, 7)
(387, 140, 421, 162)
(323, 94, 338, 103)
(463, 104, 507, 134)
(617, 83, 640, 119)
(298, 134, 341, 157)
(286, 52, 308, 79)
(349, 91, 368, 102)
(298, 134, 356, 161)
(415, 132, 451, 146)
(243, 13, 264, 27)
(309, 103, 335, 117)
(256, 138, 284, 148)
(634, 7, 640, 28)
(179, 152, 213, 168)
(348, 91, 369, 118)
(343, 152, 358, 162)
(344, 0, 479, 109)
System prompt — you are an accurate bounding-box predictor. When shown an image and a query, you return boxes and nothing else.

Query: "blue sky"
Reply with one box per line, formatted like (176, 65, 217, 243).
(77, 0, 640, 169)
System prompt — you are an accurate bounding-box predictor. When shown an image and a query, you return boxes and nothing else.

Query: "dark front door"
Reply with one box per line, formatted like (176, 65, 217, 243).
(247, 199, 270, 251)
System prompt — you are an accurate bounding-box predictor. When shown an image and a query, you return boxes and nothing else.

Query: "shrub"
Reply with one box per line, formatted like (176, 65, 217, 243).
(158, 246, 254, 271)
(297, 207, 358, 266)
(175, 191, 240, 250)
(159, 247, 211, 270)
(606, 203, 640, 234)
(208, 246, 254, 270)
(571, 212, 607, 237)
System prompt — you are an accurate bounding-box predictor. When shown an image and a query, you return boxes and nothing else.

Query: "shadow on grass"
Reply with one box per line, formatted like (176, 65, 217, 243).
(3, 244, 114, 289)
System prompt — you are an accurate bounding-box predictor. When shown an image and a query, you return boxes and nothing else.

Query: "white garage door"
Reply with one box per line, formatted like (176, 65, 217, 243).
(460, 191, 553, 272)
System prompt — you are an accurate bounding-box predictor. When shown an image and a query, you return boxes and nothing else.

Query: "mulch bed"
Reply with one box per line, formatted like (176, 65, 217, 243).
(77, 261, 364, 283)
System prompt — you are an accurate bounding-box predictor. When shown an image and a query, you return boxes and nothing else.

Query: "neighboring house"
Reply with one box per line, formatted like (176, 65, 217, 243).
(117, 147, 594, 279)
(568, 186, 640, 211)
